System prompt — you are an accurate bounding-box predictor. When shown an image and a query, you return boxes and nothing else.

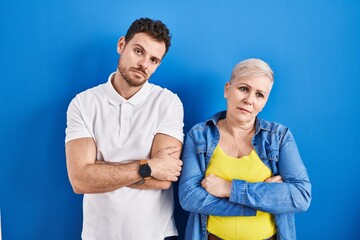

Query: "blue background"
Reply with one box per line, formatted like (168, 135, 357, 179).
(1, 1, 360, 239)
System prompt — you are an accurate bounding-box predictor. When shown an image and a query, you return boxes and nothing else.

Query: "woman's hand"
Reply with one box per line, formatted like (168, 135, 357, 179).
(201, 174, 231, 198)
(264, 175, 283, 183)
(201, 174, 283, 198)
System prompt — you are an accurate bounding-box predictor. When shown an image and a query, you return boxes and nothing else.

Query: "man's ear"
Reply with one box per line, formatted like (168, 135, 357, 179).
(117, 36, 126, 54)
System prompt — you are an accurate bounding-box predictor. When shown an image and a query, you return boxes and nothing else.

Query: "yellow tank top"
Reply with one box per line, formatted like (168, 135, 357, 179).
(206, 145, 276, 240)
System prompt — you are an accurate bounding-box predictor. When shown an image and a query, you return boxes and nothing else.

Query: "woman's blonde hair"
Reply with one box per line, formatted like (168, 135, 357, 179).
(230, 58, 274, 84)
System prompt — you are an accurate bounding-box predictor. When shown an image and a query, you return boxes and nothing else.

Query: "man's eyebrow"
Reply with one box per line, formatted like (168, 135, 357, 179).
(133, 43, 162, 62)
(133, 43, 146, 52)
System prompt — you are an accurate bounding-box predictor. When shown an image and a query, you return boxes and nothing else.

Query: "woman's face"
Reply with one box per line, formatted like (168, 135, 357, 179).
(224, 76, 273, 125)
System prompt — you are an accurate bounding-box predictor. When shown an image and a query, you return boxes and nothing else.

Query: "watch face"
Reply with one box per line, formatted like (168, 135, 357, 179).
(139, 164, 151, 178)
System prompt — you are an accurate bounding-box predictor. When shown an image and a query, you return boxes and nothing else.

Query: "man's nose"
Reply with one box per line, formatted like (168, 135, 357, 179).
(138, 57, 148, 69)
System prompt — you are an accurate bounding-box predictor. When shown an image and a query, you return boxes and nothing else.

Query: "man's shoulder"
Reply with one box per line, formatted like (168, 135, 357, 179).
(72, 82, 106, 102)
(78, 82, 106, 97)
(148, 83, 182, 103)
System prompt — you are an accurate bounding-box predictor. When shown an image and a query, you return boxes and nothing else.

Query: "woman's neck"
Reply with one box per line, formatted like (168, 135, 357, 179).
(218, 117, 256, 158)
(220, 116, 255, 139)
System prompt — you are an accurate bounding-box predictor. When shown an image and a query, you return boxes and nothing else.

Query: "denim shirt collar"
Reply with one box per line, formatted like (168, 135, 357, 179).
(205, 111, 272, 135)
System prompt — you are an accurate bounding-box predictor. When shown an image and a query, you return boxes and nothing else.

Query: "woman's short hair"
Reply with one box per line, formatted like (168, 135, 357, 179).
(230, 58, 274, 84)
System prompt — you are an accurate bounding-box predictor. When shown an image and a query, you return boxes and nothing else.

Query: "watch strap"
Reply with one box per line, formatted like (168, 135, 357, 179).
(140, 159, 148, 165)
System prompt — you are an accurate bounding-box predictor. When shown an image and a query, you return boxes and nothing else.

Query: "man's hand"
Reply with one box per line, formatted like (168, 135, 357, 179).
(148, 146, 182, 182)
(201, 174, 231, 198)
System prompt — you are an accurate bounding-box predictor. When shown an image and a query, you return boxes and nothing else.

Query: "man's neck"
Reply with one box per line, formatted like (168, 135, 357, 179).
(112, 72, 143, 100)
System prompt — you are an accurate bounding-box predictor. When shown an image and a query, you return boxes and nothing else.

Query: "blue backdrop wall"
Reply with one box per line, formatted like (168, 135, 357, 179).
(1, 1, 360, 239)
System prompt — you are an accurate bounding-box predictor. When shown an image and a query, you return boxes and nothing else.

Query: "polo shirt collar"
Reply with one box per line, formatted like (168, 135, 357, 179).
(104, 72, 151, 106)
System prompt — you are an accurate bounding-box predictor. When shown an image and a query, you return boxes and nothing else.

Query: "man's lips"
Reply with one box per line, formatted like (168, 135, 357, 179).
(131, 68, 147, 77)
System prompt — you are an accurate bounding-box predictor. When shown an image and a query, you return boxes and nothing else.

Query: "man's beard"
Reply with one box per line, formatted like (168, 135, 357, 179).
(117, 64, 148, 87)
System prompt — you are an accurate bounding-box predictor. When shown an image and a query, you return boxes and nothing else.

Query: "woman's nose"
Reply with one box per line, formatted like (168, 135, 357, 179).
(243, 94, 253, 105)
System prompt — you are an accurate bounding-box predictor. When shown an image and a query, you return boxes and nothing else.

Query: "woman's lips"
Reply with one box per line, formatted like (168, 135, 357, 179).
(237, 107, 251, 113)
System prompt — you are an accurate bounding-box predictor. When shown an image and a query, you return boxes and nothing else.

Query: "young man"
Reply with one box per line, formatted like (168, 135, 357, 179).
(65, 18, 184, 240)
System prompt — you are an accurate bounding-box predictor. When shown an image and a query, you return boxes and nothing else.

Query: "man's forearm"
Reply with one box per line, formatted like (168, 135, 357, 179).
(72, 161, 142, 194)
(96, 160, 172, 190)
(128, 178, 172, 190)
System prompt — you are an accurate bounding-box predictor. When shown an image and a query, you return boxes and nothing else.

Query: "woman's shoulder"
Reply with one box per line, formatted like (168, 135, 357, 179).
(257, 118, 290, 134)
(186, 112, 223, 141)
(188, 111, 224, 133)
(187, 121, 208, 135)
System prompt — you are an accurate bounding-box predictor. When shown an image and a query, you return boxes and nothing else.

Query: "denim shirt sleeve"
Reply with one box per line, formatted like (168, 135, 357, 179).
(179, 130, 256, 217)
(230, 128, 312, 215)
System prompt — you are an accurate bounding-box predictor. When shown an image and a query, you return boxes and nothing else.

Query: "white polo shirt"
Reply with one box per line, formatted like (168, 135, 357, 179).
(65, 73, 184, 240)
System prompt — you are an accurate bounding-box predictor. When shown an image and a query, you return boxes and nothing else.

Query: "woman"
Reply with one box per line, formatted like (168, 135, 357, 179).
(179, 58, 311, 240)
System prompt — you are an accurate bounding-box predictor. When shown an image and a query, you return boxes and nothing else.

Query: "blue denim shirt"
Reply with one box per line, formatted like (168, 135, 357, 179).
(179, 111, 311, 240)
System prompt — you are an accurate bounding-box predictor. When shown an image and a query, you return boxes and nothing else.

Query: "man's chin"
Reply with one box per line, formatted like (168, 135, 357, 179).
(126, 78, 147, 87)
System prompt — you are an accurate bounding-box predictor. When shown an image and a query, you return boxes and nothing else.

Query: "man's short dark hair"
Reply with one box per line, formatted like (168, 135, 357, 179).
(125, 18, 172, 56)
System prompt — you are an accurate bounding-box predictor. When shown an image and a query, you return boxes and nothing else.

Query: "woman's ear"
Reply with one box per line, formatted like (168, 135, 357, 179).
(224, 82, 230, 98)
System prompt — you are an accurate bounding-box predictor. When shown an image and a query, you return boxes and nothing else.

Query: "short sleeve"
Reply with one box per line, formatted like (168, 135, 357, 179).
(157, 94, 184, 143)
(65, 96, 92, 143)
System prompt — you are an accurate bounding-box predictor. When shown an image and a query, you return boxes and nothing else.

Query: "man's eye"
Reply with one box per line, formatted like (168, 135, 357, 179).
(151, 58, 159, 64)
(134, 49, 142, 55)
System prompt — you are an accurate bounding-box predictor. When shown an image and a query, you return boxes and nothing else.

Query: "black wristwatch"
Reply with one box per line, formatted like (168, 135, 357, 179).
(138, 159, 151, 184)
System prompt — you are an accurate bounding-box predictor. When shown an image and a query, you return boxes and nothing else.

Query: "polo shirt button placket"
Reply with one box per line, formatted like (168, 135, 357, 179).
(119, 102, 132, 142)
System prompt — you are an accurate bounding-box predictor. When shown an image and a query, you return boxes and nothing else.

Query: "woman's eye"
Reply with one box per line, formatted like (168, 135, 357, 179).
(256, 92, 264, 98)
(239, 86, 247, 92)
